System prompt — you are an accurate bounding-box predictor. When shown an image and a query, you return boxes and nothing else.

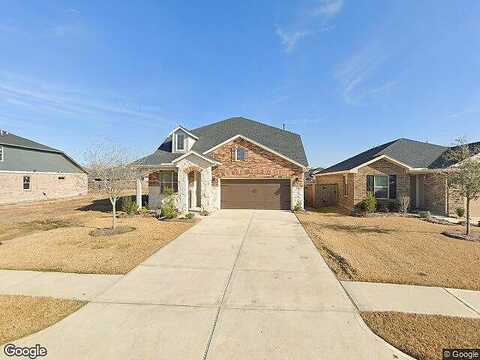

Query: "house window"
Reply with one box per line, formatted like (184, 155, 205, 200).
(23, 176, 31, 191)
(159, 171, 178, 193)
(343, 175, 348, 196)
(0, 146, 3, 161)
(176, 133, 185, 151)
(235, 147, 247, 161)
(367, 175, 388, 199)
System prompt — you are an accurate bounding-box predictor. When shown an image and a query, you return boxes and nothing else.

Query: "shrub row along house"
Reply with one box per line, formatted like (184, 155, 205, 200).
(135, 117, 308, 212)
(310, 138, 480, 217)
(0, 130, 87, 204)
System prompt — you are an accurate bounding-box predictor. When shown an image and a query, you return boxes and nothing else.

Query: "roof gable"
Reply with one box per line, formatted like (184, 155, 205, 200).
(319, 138, 448, 174)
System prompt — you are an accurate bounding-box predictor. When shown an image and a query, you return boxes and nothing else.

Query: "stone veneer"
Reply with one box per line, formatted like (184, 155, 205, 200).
(148, 138, 306, 211)
(0, 172, 88, 205)
(209, 138, 305, 210)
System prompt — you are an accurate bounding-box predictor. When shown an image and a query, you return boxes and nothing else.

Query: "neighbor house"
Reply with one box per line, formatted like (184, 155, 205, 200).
(312, 138, 480, 217)
(135, 117, 308, 211)
(0, 130, 88, 204)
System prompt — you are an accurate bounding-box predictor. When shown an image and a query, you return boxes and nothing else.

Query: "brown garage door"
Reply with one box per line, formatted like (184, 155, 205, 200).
(221, 179, 291, 210)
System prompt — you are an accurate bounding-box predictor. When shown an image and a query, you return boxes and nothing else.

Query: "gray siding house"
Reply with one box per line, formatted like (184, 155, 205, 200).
(0, 130, 88, 204)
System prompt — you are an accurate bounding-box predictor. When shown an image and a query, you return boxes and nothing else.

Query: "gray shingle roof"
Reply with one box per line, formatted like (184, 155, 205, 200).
(0, 131, 61, 153)
(136, 117, 308, 167)
(0, 131, 87, 173)
(319, 138, 448, 174)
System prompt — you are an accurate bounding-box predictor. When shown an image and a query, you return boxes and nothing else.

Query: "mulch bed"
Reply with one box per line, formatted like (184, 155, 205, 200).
(442, 231, 480, 242)
(89, 226, 136, 237)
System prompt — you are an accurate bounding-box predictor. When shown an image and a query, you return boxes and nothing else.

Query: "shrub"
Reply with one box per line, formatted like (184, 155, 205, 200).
(161, 203, 178, 219)
(160, 187, 178, 219)
(121, 196, 138, 215)
(293, 201, 303, 212)
(399, 194, 410, 213)
(357, 194, 377, 213)
(185, 212, 194, 219)
(418, 210, 431, 219)
(456, 207, 465, 218)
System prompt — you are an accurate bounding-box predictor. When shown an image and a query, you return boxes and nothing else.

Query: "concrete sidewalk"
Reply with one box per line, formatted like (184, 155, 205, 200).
(0, 270, 122, 301)
(4, 210, 412, 360)
(342, 281, 480, 318)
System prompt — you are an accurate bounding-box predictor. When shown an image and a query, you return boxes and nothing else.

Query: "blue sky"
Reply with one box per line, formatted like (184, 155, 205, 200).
(1, 0, 480, 168)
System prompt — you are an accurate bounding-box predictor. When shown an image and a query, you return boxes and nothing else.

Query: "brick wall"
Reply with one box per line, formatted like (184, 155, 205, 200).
(210, 138, 304, 180)
(423, 174, 465, 216)
(210, 138, 305, 209)
(0, 172, 88, 205)
(355, 159, 410, 206)
(316, 174, 354, 210)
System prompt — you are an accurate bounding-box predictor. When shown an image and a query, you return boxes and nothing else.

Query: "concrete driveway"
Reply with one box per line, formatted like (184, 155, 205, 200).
(6, 210, 411, 360)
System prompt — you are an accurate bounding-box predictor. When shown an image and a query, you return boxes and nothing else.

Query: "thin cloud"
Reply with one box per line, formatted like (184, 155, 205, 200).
(310, 0, 344, 18)
(334, 43, 397, 105)
(0, 75, 173, 128)
(276, 0, 343, 52)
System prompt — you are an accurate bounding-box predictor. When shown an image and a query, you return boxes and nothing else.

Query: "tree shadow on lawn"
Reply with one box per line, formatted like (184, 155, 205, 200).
(320, 223, 396, 235)
(76, 195, 149, 213)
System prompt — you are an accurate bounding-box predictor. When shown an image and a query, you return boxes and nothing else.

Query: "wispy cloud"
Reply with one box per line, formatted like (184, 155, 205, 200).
(276, 0, 343, 52)
(276, 27, 314, 53)
(334, 43, 398, 105)
(0, 73, 173, 128)
(309, 0, 344, 18)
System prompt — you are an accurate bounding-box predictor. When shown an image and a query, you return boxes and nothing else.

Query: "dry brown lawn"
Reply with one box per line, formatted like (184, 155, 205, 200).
(361, 312, 480, 360)
(297, 209, 480, 290)
(0, 295, 85, 345)
(0, 194, 196, 274)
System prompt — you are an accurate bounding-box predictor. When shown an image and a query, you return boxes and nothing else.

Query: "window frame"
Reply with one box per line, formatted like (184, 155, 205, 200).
(235, 147, 247, 161)
(176, 133, 185, 151)
(0, 146, 3, 162)
(373, 175, 389, 200)
(159, 170, 178, 194)
(23, 176, 31, 191)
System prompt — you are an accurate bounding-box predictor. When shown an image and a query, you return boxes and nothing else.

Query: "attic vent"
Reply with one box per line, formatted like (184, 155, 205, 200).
(0, 130, 8, 136)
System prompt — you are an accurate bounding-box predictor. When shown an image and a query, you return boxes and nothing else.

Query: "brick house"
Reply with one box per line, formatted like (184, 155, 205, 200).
(312, 138, 479, 217)
(0, 130, 88, 205)
(135, 117, 308, 212)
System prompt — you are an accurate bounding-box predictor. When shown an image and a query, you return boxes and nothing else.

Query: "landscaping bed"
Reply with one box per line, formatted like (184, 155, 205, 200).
(0, 195, 196, 274)
(361, 312, 480, 360)
(297, 208, 480, 290)
(0, 295, 85, 345)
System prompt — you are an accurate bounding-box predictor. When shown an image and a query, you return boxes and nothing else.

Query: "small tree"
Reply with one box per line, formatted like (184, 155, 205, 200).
(444, 138, 480, 235)
(85, 142, 139, 229)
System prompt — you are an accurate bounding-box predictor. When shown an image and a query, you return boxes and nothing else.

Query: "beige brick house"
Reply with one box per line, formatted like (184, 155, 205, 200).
(135, 117, 308, 212)
(0, 130, 88, 205)
(311, 138, 477, 217)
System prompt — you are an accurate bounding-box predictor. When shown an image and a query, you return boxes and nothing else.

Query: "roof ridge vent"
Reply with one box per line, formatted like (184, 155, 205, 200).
(0, 129, 8, 136)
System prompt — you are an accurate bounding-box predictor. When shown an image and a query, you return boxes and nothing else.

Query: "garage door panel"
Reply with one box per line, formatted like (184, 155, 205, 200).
(221, 179, 291, 210)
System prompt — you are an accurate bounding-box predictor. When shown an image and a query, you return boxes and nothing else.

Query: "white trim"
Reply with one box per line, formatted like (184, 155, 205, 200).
(316, 155, 414, 177)
(175, 132, 186, 152)
(0, 170, 85, 175)
(234, 146, 247, 161)
(203, 134, 307, 169)
(373, 175, 389, 200)
(171, 151, 221, 165)
(168, 126, 199, 140)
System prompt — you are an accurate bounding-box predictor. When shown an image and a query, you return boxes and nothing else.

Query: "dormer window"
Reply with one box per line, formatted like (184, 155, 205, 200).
(176, 133, 185, 151)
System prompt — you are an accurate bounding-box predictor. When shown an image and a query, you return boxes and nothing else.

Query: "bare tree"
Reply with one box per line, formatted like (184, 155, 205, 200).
(85, 142, 139, 229)
(444, 138, 480, 235)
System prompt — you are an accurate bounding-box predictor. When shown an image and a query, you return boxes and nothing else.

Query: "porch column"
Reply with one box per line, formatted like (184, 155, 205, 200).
(136, 178, 143, 209)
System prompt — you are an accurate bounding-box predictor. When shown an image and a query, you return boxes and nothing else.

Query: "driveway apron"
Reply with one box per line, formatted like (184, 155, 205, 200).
(5, 210, 412, 360)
